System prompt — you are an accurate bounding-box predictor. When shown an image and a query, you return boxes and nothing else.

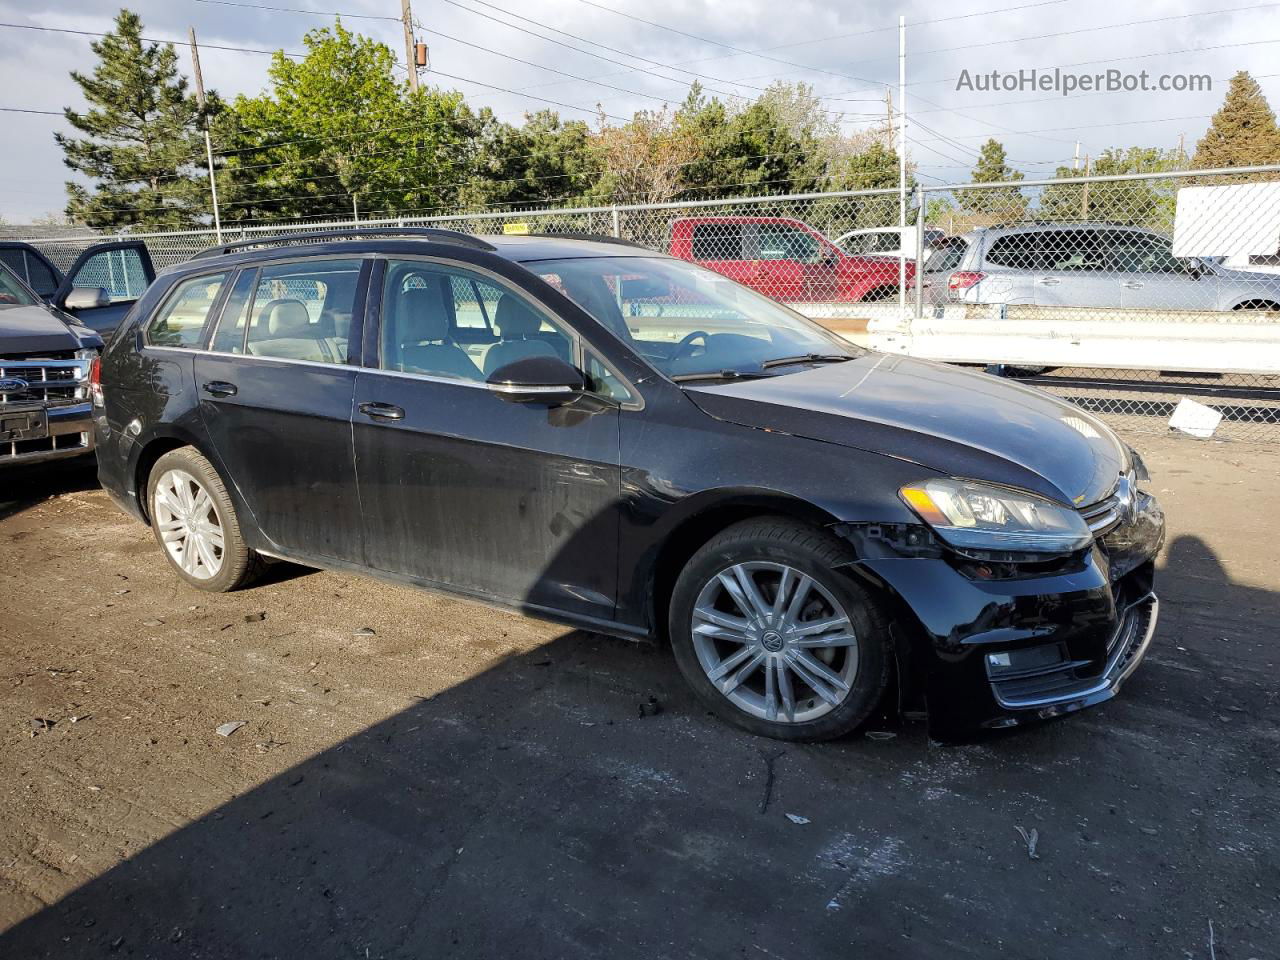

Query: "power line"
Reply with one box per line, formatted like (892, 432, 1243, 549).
(516, 0, 1070, 100)
(439, 0, 833, 99)
(192, 0, 401, 20)
(0, 21, 307, 58)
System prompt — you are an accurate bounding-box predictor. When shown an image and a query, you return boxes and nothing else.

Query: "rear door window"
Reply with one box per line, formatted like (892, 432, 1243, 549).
(243, 259, 363, 363)
(691, 223, 744, 261)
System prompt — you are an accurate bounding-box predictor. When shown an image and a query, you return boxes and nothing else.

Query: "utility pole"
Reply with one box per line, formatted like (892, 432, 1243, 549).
(897, 15, 907, 317)
(1072, 141, 1081, 171)
(401, 0, 418, 93)
(188, 28, 222, 243)
(1080, 154, 1092, 219)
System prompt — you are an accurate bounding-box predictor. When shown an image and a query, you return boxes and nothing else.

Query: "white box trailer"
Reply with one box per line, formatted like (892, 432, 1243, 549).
(1173, 181, 1280, 275)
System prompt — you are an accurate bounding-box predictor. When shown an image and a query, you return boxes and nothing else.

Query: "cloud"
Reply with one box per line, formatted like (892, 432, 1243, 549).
(0, 0, 1273, 222)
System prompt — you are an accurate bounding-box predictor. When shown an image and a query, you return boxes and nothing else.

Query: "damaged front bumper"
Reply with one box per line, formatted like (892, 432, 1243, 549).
(850, 491, 1166, 737)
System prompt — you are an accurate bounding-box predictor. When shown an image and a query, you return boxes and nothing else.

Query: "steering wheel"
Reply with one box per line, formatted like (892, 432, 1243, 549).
(671, 330, 710, 361)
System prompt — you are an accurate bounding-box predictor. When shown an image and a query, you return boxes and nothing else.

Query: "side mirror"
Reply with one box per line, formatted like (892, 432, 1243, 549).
(485, 355, 585, 406)
(62, 287, 111, 310)
(1185, 257, 1206, 279)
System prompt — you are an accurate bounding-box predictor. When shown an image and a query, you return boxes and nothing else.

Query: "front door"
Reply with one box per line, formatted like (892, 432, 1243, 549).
(352, 257, 621, 622)
(54, 241, 157, 336)
(195, 256, 367, 562)
(1109, 230, 1219, 312)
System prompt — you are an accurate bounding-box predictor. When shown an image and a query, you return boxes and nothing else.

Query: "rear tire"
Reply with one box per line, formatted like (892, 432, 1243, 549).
(146, 446, 263, 592)
(668, 518, 891, 741)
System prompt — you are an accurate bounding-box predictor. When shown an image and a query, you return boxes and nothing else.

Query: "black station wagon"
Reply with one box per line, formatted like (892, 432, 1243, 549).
(93, 228, 1166, 741)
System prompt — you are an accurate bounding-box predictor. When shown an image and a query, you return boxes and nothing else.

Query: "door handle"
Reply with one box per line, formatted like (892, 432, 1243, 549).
(201, 381, 237, 397)
(1036, 277, 1060, 286)
(359, 401, 405, 422)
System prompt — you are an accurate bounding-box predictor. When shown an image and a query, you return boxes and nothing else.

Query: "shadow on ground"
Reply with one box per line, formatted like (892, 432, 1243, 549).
(2, 534, 1277, 958)
(0, 458, 99, 523)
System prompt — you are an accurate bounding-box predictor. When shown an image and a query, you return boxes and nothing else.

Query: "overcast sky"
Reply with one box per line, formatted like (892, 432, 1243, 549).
(0, 0, 1275, 222)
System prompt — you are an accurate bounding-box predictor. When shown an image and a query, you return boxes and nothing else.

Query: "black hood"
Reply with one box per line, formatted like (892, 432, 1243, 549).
(685, 354, 1127, 507)
(0, 304, 99, 356)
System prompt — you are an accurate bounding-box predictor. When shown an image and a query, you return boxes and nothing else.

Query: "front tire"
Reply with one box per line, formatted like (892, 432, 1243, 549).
(147, 446, 262, 592)
(668, 518, 891, 741)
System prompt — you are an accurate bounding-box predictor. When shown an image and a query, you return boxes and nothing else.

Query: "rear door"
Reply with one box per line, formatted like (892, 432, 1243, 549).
(752, 221, 815, 301)
(688, 221, 759, 290)
(0, 243, 64, 302)
(54, 241, 156, 336)
(194, 256, 368, 563)
(1028, 229, 1119, 309)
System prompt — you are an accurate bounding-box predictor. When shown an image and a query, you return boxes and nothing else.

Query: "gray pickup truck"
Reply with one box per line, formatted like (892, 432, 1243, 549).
(0, 240, 154, 466)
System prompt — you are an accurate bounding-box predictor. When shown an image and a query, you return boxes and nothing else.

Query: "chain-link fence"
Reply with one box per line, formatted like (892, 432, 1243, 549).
(15, 165, 1280, 440)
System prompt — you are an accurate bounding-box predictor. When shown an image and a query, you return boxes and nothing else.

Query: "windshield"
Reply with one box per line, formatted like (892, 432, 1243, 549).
(0, 261, 38, 308)
(530, 256, 860, 380)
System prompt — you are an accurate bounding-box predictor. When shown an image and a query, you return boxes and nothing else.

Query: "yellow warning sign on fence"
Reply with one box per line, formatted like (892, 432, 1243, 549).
(503, 222, 530, 235)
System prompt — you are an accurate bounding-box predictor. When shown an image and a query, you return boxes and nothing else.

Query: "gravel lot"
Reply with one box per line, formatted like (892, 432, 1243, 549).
(1, 432, 1277, 959)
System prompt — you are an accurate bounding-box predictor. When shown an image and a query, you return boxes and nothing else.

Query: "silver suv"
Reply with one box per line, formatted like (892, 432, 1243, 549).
(922, 223, 1280, 313)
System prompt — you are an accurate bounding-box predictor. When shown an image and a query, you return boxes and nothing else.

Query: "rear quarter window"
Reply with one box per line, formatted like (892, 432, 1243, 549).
(146, 273, 228, 348)
(925, 239, 969, 273)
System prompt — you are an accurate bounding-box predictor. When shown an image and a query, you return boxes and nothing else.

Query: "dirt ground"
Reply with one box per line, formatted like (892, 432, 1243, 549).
(0, 431, 1277, 959)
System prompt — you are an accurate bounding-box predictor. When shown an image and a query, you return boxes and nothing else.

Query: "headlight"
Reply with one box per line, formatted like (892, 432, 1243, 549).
(899, 478, 1092, 555)
(1126, 446, 1150, 485)
(74, 348, 98, 361)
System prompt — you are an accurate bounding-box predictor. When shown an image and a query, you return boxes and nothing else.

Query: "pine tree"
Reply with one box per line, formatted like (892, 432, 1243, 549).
(55, 9, 210, 229)
(1193, 71, 1280, 169)
(958, 138, 1026, 217)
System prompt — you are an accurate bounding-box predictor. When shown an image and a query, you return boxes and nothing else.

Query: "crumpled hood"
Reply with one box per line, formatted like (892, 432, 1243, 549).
(0, 304, 96, 356)
(685, 353, 1127, 506)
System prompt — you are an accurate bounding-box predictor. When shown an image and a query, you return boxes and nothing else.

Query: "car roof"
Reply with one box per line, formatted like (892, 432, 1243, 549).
(169, 230, 665, 278)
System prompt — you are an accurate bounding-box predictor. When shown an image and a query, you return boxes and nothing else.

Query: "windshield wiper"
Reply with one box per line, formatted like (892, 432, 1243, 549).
(759, 353, 855, 370)
(671, 370, 772, 383)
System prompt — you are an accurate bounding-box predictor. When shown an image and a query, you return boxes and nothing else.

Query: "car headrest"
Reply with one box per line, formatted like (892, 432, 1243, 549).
(494, 295, 543, 338)
(331, 311, 352, 340)
(260, 299, 311, 337)
(397, 286, 449, 342)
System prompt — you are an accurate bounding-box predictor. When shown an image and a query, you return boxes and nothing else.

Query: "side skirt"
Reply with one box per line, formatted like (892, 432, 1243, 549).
(255, 548, 654, 645)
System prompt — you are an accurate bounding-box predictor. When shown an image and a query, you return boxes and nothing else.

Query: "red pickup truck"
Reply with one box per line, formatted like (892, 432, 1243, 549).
(669, 215, 914, 303)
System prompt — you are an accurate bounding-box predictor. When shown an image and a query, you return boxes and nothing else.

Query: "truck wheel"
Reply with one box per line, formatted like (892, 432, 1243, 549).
(146, 446, 262, 592)
(668, 518, 891, 741)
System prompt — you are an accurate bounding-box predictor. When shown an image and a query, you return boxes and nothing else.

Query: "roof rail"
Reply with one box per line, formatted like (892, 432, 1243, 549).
(537, 231, 651, 250)
(192, 227, 496, 259)
(985, 218, 1144, 230)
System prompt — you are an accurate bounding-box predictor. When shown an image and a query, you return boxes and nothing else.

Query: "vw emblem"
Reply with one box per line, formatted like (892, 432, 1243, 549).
(0, 377, 29, 393)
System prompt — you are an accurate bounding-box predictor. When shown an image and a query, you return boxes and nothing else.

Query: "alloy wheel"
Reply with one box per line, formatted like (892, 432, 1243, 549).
(690, 562, 859, 723)
(152, 468, 225, 580)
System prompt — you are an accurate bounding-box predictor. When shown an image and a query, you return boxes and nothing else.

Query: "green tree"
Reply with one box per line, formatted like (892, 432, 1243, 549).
(224, 21, 480, 223)
(957, 138, 1026, 217)
(1193, 71, 1280, 170)
(1038, 147, 1185, 227)
(55, 9, 211, 229)
(457, 110, 596, 209)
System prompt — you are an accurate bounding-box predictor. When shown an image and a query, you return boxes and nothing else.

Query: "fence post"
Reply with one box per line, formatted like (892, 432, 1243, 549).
(914, 185, 926, 323)
(610, 206, 621, 238)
